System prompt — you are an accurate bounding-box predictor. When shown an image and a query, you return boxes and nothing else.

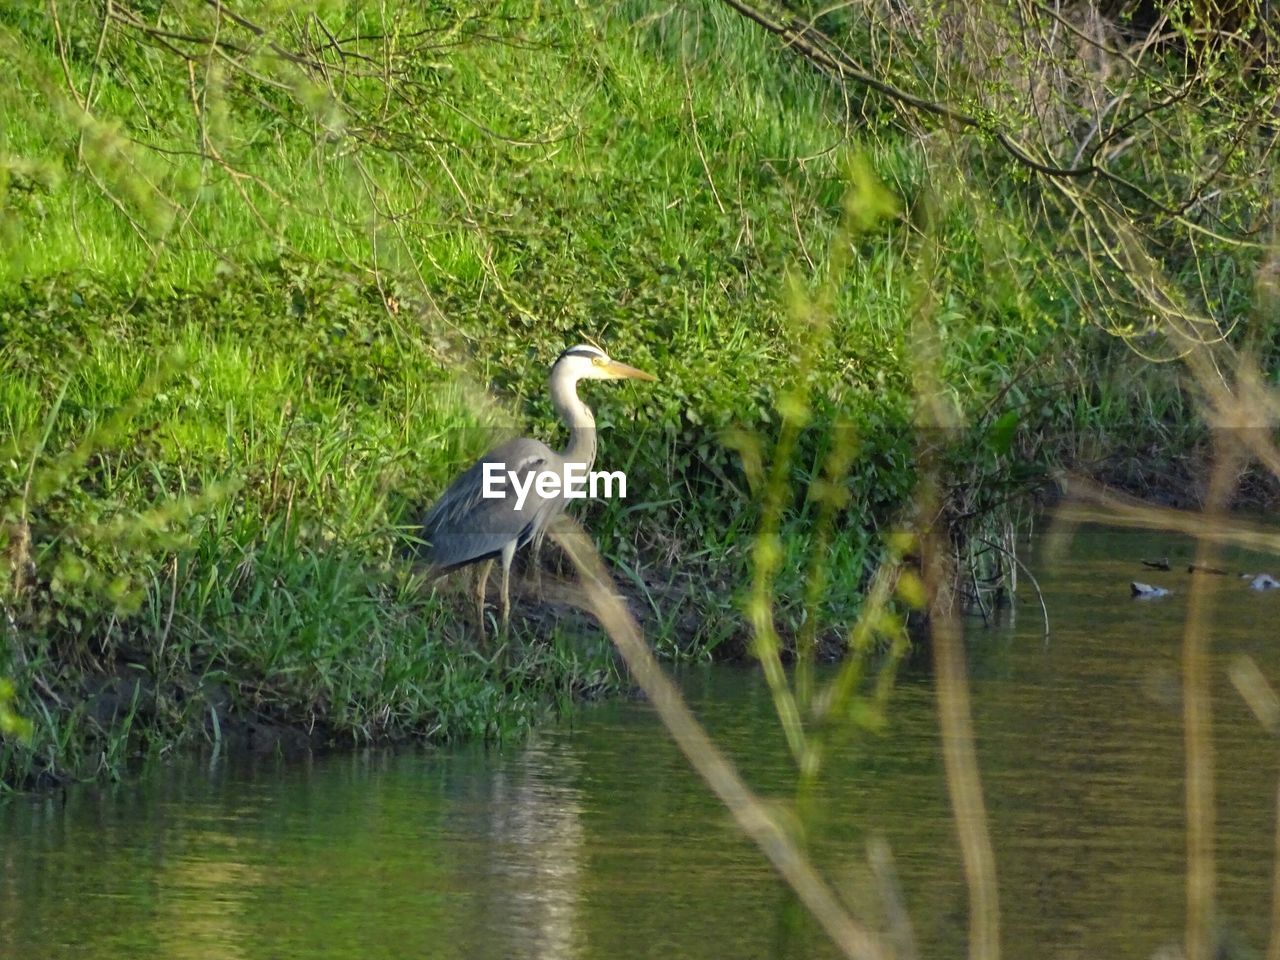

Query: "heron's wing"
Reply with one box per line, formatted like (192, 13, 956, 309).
(418, 438, 565, 571)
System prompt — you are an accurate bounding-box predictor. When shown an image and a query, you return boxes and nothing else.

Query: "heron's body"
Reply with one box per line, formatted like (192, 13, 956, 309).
(418, 344, 653, 638)
(419, 436, 568, 572)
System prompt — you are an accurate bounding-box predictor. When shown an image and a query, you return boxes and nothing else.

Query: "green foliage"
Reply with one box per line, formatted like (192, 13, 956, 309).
(0, 679, 31, 741)
(0, 265, 618, 786)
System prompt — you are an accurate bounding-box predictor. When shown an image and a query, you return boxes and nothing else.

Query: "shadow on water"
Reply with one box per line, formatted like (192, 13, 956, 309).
(2, 525, 1279, 959)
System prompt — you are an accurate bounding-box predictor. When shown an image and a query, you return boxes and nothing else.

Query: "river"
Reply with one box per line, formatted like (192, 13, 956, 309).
(3, 526, 1279, 959)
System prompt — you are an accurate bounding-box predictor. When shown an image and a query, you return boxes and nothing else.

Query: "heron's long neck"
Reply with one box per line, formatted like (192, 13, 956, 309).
(551, 370, 597, 469)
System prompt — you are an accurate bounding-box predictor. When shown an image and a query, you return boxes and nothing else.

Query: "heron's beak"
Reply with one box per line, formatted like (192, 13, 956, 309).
(604, 360, 656, 381)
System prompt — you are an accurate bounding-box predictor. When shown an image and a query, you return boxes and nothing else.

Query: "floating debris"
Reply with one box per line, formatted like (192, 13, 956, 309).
(1250, 574, 1280, 591)
(1188, 564, 1228, 575)
(1141, 558, 1171, 571)
(1131, 582, 1170, 599)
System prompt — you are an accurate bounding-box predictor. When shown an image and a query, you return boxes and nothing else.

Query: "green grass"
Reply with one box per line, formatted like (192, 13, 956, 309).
(0, 288, 627, 785)
(0, 0, 1261, 787)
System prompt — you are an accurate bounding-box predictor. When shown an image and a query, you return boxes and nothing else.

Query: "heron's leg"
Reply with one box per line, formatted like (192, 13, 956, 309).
(473, 558, 493, 645)
(499, 541, 517, 638)
(530, 531, 545, 601)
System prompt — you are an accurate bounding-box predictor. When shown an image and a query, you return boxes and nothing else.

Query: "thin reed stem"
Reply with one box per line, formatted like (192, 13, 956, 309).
(554, 521, 890, 960)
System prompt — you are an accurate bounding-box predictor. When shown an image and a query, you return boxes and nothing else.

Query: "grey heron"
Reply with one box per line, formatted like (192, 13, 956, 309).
(418, 344, 655, 639)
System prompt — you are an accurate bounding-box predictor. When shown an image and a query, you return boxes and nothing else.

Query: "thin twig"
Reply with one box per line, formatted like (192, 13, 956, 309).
(552, 521, 890, 960)
(1181, 443, 1236, 960)
(925, 526, 1001, 960)
(975, 536, 1049, 640)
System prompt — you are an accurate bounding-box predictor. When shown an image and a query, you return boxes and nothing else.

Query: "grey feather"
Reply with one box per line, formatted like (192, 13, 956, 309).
(418, 437, 569, 573)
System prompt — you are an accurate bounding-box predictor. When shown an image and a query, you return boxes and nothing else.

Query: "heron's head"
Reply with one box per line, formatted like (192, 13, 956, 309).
(554, 344, 656, 383)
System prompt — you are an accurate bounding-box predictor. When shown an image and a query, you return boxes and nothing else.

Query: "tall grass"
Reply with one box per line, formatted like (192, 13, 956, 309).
(0, 297, 612, 784)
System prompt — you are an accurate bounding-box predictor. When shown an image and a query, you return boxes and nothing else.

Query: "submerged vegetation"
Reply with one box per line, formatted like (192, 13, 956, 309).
(0, 0, 1276, 791)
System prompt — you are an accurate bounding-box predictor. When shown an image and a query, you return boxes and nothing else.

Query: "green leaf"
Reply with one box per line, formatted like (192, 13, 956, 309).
(988, 410, 1020, 457)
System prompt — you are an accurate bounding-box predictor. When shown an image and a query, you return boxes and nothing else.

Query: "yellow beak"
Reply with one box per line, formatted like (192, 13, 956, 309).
(604, 359, 656, 381)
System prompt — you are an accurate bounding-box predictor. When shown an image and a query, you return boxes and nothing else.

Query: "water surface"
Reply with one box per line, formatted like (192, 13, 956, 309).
(3, 527, 1279, 959)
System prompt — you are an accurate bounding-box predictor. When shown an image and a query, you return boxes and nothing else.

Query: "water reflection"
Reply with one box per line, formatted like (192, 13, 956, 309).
(155, 831, 261, 960)
(483, 739, 586, 960)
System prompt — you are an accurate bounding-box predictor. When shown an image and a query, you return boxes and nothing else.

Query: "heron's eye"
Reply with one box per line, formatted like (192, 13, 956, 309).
(591, 356, 605, 366)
